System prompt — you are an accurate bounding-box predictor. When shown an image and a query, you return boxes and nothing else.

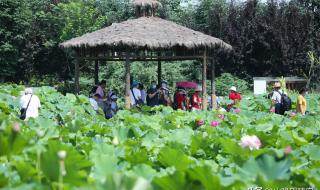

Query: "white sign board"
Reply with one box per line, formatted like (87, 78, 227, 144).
(254, 80, 267, 95)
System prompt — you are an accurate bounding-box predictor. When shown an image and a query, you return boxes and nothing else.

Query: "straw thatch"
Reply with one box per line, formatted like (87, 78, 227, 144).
(132, 0, 162, 8)
(60, 16, 232, 51)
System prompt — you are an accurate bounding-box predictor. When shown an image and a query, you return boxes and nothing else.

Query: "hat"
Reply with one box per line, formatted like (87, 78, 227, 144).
(161, 80, 168, 84)
(196, 86, 202, 92)
(25, 88, 33, 94)
(111, 95, 118, 99)
(179, 89, 186, 94)
(230, 86, 237, 92)
(273, 82, 281, 88)
(132, 80, 140, 87)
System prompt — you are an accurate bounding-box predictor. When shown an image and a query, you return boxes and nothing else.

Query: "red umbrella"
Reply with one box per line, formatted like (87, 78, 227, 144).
(176, 81, 198, 89)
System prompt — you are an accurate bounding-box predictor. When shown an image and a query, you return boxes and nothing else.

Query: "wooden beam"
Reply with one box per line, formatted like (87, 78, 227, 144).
(202, 49, 208, 110)
(125, 52, 131, 109)
(94, 60, 99, 85)
(157, 56, 162, 85)
(211, 59, 217, 110)
(80, 55, 206, 62)
(75, 57, 80, 94)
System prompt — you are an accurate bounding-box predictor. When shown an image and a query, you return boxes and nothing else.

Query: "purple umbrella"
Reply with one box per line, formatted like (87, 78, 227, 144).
(176, 81, 198, 89)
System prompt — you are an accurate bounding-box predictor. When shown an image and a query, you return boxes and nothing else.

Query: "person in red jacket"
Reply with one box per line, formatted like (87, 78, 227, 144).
(174, 88, 187, 110)
(191, 87, 202, 111)
(228, 86, 241, 110)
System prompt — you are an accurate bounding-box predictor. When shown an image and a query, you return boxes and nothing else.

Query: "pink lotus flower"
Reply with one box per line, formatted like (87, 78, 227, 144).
(234, 108, 241, 113)
(289, 112, 297, 117)
(12, 122, 20, 132)
(284, 146, 292, 155)
(195, 119, 205, 127)
(210, 121, 220, 127)
(218, 114, 225, 120)
(270, 108, 275, 113)
(239, 135, 262, 150)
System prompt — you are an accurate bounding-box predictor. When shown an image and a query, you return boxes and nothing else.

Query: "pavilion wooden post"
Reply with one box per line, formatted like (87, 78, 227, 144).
(94, 60, 99, 84)
(75, 57, 80, 94)
(202, 49, 208, 110)
(211, 58, 217, 110)
(157, 52, 162, 85)
(125, 52, 131, 109)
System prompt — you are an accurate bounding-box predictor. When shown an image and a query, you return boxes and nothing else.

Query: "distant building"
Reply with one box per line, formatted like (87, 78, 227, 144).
(253, 77, 307, 95)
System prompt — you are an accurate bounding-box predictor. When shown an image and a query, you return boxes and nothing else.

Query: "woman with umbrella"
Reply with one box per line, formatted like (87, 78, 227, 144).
(173, 87, 188, 110)
(176, 81, 201, 111)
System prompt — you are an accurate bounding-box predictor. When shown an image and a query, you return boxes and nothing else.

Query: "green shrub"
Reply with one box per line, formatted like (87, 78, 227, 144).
(216, 73, 249, 96)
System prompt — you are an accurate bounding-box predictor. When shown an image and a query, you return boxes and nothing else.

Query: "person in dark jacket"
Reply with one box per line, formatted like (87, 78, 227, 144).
(146, 81, 159, 107)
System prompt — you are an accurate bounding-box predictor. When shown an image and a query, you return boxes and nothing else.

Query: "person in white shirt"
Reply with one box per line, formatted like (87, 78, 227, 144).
(271, 82, 284, 115)
(129, 81, 142, 106)
(89, 94, 101, 111)
(20, 88, 41, 120)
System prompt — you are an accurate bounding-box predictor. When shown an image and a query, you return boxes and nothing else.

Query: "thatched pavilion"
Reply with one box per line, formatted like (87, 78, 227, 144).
(60, 0, 232, 110)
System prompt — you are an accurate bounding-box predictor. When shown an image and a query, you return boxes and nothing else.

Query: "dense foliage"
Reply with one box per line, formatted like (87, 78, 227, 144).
(0, 84, 320, 189)
(1, 0, 319, 90)
(215, 73, 249, 96)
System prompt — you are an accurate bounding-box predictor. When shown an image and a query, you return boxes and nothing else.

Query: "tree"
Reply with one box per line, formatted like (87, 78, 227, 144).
(305, 51, 320, 89)
(57, 0, 107, 41)
(0, 0, 32, 82)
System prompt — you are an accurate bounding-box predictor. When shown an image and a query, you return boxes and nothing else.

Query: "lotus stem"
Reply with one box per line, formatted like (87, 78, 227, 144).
(59, 160, 66, 190)
(57, 151, 67, 190)
(37, 150, 41, 183)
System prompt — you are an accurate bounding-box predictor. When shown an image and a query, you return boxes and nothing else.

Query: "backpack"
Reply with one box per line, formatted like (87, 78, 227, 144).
(274, 91, 292, 112)
(172, 93, 178, 110)
(281, 94, 292, 112)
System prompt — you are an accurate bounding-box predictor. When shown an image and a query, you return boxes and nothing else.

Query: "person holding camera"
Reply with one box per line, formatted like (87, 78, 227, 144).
(146, 81, 159, 107)
(158, 80, 172, 106)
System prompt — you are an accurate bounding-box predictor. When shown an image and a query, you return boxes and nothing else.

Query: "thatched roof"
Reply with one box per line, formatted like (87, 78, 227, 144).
(60, 16, 232, 51)
(132, 0, 162, 8)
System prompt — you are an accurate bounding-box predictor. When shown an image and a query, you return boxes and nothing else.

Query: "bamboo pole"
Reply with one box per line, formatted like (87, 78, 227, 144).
(75, 57, 80, 94)
(94, 60, 99, 85)
(157, 52, 162, 85)
(202, 49, 208, 110)
(211, 58, 217, 110)
(125, 52, 131, 109)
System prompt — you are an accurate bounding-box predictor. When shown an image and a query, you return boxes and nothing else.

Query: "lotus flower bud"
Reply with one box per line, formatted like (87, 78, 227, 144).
(284, 146, 292, 155)
(289, 112, 297, 117)
(37, 130, 45, 138)
(218, 114, 225, 120)
(112, 136, 119, 145)
(234, 108, 241, 114)
(12, 122, 21, 132)
(239, 135, 262, 150)
(195, 119, 205, 127)
(57, 150, 67, 160)
(210, 121, 220, 127)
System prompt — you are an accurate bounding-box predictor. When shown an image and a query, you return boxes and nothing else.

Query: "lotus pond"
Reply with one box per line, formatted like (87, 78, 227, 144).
(0, 84, 320, 190)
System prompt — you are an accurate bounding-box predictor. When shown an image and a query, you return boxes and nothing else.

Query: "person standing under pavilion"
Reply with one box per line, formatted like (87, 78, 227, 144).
(190, 86, 202, 111)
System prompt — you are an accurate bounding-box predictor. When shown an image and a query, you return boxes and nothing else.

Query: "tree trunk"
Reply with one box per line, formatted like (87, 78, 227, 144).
(125, 53, 131, 109)
(202, 49, 207, 110)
